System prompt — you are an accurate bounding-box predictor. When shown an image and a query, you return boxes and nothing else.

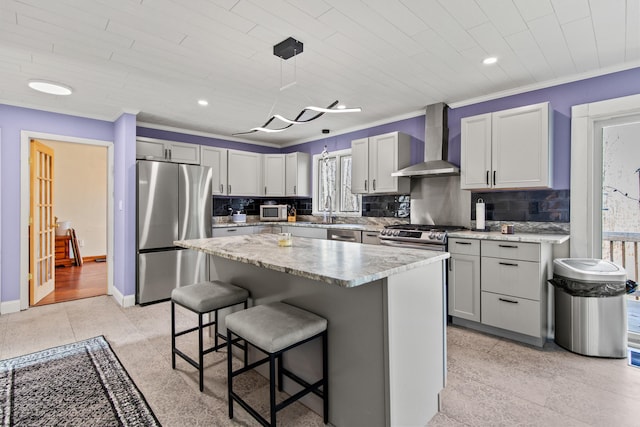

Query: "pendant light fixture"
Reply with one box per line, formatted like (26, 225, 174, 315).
(233, 37, 361, 136)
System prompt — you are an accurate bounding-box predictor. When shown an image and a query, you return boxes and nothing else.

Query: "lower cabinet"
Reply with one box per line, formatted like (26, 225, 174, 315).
(449, 238, 553, 346)
(211, 226, 255, 237)
(448, 238, 481, 322)
(282, 226, 327, 239)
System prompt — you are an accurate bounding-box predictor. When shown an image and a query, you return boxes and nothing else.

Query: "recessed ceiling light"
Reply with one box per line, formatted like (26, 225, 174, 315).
(28, 80, 73, 95)
(197, 99, 209, 106)
(483, 56, 498, 65)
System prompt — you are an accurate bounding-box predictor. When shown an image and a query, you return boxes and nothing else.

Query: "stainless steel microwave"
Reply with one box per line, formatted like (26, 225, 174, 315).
(259, 204, 288, 221)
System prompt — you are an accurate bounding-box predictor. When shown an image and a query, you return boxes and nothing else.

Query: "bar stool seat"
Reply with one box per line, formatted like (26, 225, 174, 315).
(171, 280, 249, 392)
(226, 302, 328, 426)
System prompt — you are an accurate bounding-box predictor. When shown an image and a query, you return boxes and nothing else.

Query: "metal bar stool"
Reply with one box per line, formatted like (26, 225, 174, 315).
(171, 280, 249, 392)
(226, 302, 328, 426)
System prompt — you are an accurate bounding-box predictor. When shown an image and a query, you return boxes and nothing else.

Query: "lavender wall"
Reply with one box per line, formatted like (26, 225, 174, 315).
(115, 114, 137, 297)
(136, 127, 281, 154)
(282, 115, 426, 165)
(0, 105, 128, 304)
(448, 66, 640, 190)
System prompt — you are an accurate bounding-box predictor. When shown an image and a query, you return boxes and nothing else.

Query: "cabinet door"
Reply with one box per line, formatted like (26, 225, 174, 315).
(492, 102, 550, 188)
(285, 152, 310, 196)
(167, 141, 200, 164)
(481, 257, 541, 301)
(227, 150, 262, 196)
(460, 114, 492, 189)
(286, 226, 327, 239)
(136, 139, 167, 161)
(351, 137, 369, 193)
(448, 253, 481, 322)
(201, 146, 228, 195)
(369, 132, 408, 193)
(481, 291, 541, 337)
(264, 154, 285, 196)
(211, 226, 254, 237)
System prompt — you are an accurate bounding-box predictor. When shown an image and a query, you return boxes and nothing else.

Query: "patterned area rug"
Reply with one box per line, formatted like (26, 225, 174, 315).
(0, 336, 160, 426)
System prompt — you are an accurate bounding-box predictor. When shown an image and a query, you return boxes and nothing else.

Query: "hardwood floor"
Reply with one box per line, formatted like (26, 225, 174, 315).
(34, 260, 107, 306)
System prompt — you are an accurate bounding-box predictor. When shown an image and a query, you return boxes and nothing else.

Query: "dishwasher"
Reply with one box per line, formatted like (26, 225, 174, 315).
(326, 229, 362, 243)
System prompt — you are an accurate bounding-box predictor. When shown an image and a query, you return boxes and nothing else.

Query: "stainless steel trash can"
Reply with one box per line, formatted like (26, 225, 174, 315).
(550, 258, 627, 358)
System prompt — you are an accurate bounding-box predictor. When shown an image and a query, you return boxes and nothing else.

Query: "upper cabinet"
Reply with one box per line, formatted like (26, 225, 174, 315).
(461, 102, 552, 190)
(263, 154, 286, 197)
(201, 146, 228, 195)
(351, 132, 411, 194)
(227, 149, 263, 196)
(285, 152, 310, 197)
(136, 137, 200, 164)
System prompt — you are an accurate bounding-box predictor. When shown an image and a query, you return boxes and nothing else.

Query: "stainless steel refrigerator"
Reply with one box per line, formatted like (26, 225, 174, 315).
(136, 160, 212, 304)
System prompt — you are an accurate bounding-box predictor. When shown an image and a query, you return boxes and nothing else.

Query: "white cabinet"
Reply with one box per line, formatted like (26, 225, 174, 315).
(263, 154, 286, 197)
(448, 238, 481, 322)
(211, 226, 255, 237)
(351, 132, 411, 194)
(201, 146, 228, 195)
(227, 149, 263, 196)
(480, 240, 550, 342)
(283, 226, 326, 239)
(136, 138, 200, 164)
(285, 152, 310, 197)
(460, 102, 552, 190)
(362, 231, 380, 245)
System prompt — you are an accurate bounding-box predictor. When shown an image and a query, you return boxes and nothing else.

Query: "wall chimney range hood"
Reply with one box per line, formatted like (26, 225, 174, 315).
(392, 102, 460, 177)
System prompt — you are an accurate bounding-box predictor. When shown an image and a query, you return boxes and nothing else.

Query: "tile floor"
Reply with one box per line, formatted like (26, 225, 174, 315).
(1, 295, 639, 426)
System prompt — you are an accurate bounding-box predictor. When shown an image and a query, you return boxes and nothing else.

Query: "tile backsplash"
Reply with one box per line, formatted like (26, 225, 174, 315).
(471, 189, 570, 222)
(213, 195, 409, 218)
(362, 195, 410, 218)
(213, 197, 313, 216)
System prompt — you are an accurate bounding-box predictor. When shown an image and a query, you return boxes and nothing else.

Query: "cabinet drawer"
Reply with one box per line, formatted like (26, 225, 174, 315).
(481, 240, 540, 262)
(481, 291, 541, 337)
(481, 257, 541, 300)
(448, 238, 479, 256)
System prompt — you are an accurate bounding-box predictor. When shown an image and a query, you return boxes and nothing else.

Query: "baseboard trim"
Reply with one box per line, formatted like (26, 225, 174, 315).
(110, 286, 135, 308)
(451, 317, 546, 348)
(0, 299, 21, 315)
(83, 255, 107, 263)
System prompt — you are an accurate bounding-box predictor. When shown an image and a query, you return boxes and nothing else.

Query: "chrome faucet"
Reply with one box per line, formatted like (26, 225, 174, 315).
(324, 195, 333, 224)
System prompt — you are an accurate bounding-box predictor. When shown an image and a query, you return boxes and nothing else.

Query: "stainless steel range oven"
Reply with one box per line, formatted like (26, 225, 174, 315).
(378, 224, 467, 251)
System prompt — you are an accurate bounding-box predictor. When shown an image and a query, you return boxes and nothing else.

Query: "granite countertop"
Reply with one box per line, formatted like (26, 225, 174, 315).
(213, 221, 385, 232)
(175, 234, 448, 288)
(448, 230, 570, 244)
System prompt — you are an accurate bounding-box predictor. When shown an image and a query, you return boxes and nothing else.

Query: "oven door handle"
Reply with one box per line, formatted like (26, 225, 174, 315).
(380, 240, 445, 251)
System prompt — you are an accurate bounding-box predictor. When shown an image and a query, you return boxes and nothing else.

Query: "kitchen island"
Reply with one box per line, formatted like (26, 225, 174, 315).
(175, 234, 449, 427)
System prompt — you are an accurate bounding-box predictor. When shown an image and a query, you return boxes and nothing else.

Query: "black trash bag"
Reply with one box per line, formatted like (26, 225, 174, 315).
(627, 279, 638, 294)
(548, 275, 626, 297)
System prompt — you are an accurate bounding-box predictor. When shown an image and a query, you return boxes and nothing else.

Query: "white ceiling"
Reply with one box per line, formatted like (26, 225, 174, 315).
(2, 0, 640, 146)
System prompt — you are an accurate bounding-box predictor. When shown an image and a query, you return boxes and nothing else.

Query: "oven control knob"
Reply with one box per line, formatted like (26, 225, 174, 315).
(382, 230, 389, 236)
(392, 230, 400, 236)
(436, 232, 444, 240)
(428, 232, 436, 239)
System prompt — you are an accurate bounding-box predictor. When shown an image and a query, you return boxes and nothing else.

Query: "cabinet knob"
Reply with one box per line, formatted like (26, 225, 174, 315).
(293, 185, 296, 195)
(220, 184, 224, 193)
(364, 179, 368, 191)
(498, 297, 518, 304)
(493, 170, 496, 186)
(372, 179, 376, 191)
(486, 170, 489, 185)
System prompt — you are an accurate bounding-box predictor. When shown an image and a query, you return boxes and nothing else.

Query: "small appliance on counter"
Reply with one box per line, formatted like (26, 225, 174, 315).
(232, 211, 247, 223)
(260, 204, 288, 221)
